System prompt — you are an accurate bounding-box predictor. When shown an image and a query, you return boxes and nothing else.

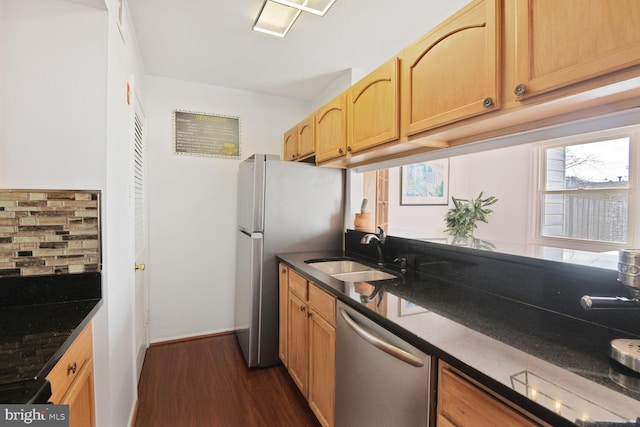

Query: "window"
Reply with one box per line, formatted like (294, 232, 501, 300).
(532, 126, 639, 251)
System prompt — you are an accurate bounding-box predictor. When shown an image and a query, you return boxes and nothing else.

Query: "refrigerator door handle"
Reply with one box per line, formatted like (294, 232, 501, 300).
(239, 229, 262, 238)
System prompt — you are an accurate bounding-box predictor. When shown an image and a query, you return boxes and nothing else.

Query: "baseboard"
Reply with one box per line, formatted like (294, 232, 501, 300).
(128, 398, 139, 427)
(149, 328, 237, 347)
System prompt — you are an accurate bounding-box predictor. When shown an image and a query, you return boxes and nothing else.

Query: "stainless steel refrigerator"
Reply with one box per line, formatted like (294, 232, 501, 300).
(235, 154, 345, 367)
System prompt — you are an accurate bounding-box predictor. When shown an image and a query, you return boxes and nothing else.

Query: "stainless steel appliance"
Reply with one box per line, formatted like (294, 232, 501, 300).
(581, 249, 640, 373)
(235, 154, 345, 368)
(336, 301, 434, 426)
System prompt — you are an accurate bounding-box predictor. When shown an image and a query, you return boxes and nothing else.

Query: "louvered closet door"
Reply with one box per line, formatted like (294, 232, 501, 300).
(132, 95, 149, 381)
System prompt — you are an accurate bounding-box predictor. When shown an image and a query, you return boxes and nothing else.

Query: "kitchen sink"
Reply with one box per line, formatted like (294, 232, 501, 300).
(306, 260, 372, 275)
(331, 270, 397, 282)
(305, 258, 398, 282)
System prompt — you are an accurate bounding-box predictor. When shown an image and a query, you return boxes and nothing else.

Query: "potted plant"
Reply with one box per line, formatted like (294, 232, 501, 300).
(444, 192, 497, 238)
(354, 198, 374, 231)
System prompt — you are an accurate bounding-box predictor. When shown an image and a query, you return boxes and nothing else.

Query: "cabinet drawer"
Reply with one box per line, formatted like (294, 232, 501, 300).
(47, 323, 93, 404)
(289, 270, 308, 300)
(308, 283, 335, 326)
(438, 363, 538, 427)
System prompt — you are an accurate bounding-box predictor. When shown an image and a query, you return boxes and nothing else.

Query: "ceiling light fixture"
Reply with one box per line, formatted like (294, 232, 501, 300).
(252, 0, 302, 38)
(252, 0, 336, 38)
(269, 0, 337, 16)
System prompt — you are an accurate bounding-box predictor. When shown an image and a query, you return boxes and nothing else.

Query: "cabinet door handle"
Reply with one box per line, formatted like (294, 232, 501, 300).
(346, 146, 352, 152)
(339, 308, 424, 367)
(514, 84, 527, 97)
(281, 268, 286, 273)
(299, 305, 305, 312)
(338, 148, 344, 155)
(482, 97, 494, 108)
(67, 362, 77, 376)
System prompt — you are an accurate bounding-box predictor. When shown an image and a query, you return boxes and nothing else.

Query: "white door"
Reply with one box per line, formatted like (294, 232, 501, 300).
(132, 91, 149, 380)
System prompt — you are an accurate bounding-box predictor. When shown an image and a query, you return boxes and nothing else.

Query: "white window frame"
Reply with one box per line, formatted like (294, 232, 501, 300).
(529, 125, 640, 252)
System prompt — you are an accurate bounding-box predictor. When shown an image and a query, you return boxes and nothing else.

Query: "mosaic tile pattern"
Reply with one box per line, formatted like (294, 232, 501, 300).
(0, 190, 101, 277)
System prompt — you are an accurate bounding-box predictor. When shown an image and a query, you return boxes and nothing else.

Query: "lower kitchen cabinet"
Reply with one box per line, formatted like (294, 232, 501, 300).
(288, 291, 309, 395)
(60, 358, 95, 427)
(307, 282, 336, 427)
(281, 267, 336, 427)
(437, 361, 542, 427)
(47, 322, 95, 427)
(279, 264, 289, 366)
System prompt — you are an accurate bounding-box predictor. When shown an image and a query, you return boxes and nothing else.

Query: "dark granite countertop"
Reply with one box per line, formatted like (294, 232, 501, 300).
(278, 251, 640, 427)
(0, 272, 102, 403)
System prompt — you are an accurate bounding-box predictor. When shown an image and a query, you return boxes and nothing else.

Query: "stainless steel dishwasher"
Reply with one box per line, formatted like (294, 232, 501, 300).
(336, 301, 434, 427)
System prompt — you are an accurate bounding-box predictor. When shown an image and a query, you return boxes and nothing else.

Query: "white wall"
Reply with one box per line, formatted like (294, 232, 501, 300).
(464, 144, 530, 243)
(0, 2, 4, 177)
(0, 1, 146, 425)
(0, 0, 107, 187)
(387, 144, 531, 244)
(102, 0, 147, 425)
(145, 76, 307, 341)
(307, 69, 354, 113)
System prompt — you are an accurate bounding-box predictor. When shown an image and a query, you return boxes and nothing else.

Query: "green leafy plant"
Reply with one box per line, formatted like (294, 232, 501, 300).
(444, 192, 498, 238)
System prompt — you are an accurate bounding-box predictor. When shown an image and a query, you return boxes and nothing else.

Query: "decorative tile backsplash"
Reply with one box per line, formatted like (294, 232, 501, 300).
(0, 190, 101, 277)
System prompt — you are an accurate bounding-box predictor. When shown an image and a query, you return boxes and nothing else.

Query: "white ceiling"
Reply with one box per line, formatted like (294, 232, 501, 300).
(127, 0, 471, 101)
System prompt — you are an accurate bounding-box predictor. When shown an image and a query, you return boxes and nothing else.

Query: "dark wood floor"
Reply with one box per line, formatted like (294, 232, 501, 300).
(133, 333, 320, 427)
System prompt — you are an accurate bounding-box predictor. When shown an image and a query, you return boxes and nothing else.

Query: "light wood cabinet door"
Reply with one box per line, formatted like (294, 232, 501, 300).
(61, 358, 95, 427)
(47, 323, 95, 427)
(281, 274, 336, 427)
(308, 308, 335, 427)
(47, 324, 92, 404)
(289, 269, 308, 300)
(278, 264, 289, 366)
(283, 126, 298, 161)
(287, 292, 308, 398)
(437, 362, 540, 427)
(315, 93, 347, 163)
(297, 115, 315, 159)
(400, 0, 500, 136)
(283, 115, 315, 162)
(348, 58, 399, 153)
(512, 0, 640, 100)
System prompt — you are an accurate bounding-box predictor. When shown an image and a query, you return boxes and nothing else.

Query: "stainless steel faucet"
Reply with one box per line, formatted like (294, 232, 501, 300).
(360, 226, 386, 265)
(580, 295, 639, 310)
(581, 249, 640, 310)
(360, 284, 384, 307)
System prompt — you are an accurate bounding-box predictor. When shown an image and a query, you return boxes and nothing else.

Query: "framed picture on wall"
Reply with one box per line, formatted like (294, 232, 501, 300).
(400, 159, 449, 205)
(173, 110, 241, 159)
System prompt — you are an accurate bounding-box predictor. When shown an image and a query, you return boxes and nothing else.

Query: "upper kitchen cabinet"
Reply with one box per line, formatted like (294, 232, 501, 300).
(283, 114, 315, 162)
(283, 127, 298, 161)
(400, 0, 501, 138)
(347, 58, 400, 153)
(511, 0, 640, 100)
(297, 115, 315, 160)
(315, 93, 348, 164)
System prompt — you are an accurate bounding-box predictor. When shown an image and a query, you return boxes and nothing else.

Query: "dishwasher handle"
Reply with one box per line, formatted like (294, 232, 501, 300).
(339, 307, 424, 367)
